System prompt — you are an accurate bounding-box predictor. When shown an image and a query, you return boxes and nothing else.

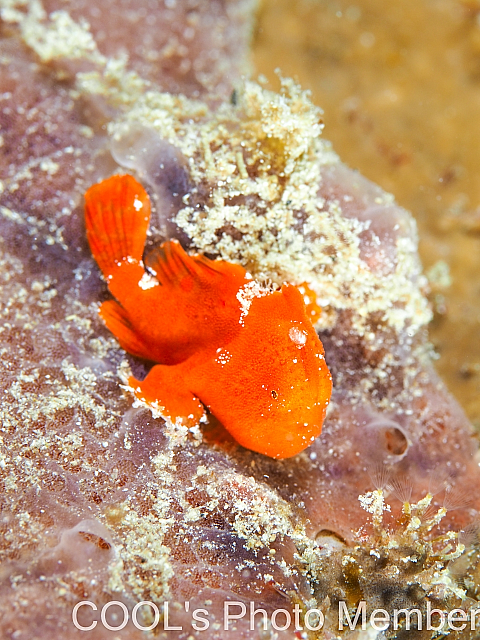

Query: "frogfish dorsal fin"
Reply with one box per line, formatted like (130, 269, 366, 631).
(144, 240, 246, 293)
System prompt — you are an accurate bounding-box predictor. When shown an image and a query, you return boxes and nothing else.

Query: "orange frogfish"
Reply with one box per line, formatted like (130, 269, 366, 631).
(84, 174, 332, 458)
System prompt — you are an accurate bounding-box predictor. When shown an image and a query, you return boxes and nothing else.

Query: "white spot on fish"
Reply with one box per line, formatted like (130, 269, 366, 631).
(133, 197, 143, 211)
(236, 281, 271, 325)
(289, 326, 307, 348)
(215, 349, 232, 366)
(138, 272, 159, 290)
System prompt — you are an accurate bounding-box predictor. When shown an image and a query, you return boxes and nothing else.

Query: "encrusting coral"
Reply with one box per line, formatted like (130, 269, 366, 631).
(0, 1, 479, 639)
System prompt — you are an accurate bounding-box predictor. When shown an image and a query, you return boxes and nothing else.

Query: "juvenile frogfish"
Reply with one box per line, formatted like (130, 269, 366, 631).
(84, 174, 332, 458)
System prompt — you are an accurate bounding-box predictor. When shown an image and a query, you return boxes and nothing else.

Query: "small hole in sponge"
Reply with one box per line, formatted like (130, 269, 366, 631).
(315, 529, 346, 544)
(315, 529, 347, 552)
(384, 427, 409, 456)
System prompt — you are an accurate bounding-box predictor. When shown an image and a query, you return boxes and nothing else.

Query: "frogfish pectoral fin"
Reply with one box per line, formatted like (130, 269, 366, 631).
(127, 365, 205, 427)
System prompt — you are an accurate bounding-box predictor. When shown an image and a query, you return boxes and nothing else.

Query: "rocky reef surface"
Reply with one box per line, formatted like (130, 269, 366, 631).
(0, 1, 479, 639)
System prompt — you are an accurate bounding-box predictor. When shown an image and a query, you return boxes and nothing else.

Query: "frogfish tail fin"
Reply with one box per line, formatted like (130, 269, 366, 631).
(84, 174, 151, 279)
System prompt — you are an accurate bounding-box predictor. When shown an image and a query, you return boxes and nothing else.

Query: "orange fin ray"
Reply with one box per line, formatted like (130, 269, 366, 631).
(85, 174, 151, 279)
(128, 365, 205, 427)
(99, 300, 153, 361)
(145, 240, 247, 291)
(144, 240, 194, 283)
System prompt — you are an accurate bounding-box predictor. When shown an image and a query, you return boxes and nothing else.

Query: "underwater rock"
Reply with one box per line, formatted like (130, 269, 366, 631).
(0, 1, 479, 639)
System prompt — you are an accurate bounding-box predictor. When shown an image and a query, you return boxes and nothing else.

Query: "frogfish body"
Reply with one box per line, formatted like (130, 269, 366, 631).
(84, 174, 332, 458)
